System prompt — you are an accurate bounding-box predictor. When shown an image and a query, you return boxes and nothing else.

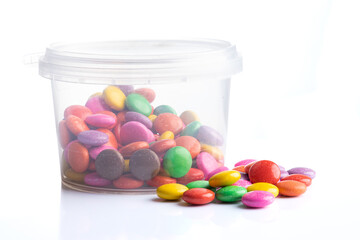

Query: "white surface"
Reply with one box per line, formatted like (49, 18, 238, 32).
(1, 0, 360, 239)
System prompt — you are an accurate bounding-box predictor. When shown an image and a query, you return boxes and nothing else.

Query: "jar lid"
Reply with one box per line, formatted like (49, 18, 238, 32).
(39, 39, 242, 84)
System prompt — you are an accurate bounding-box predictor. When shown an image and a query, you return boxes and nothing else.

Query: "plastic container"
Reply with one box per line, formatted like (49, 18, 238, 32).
(38, 39, 242, 193)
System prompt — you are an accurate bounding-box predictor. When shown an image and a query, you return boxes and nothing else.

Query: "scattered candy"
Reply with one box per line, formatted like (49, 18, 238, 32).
(156, 183, 188, 200)
(287, 167, 316, 179)
(276, 180, 307, 197)
(248, 160, 281, 185)
(241, 191, 275, 208)
(247, 182, 279, 197)
(209, 170, 241, 187)
(215, 186, 247, 202)
(182, 188, 215, 205)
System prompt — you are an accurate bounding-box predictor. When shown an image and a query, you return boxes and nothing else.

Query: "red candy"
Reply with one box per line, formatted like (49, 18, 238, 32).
(150, 139, 176, 155)
(153, 113, 183, 135)
(182, 188, 215, 205)
(176, 168, 204, 185)
(119, 141, 149, 158)
(113, 174, 144, 189)
(146, 175, 176, 187)
(65, 115, 90, 136)
(175, 136, 201, 159)
(248, 160, 281, 185)
(64, 105, 92, 120)
(97, 128, 118, 149)
(281, 174, 312, 186)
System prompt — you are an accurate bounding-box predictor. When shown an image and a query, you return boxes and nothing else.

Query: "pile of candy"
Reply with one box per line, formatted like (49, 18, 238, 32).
(156, 161, 315, 207)
(60, 85, 227, 190)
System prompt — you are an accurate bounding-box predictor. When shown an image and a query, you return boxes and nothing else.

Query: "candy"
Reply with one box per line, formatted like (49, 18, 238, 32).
(124, 159, 130, 172)
(146, 176, 176, 188)
(157, 183, 188, 200)
(120, 121, 155, 145)
(125, 111, 153, 129)
(97, 128, 118, 149)
(180, 110, 200, 125)
(113, 174, 144, 189)
(119, 141, 149, 159)
(176, 168, 204, 185)
(276, 180, 307, 197)
(182, 188, 215, 205)
(77, 130, 109, 146)
(117, 85, 134, 96)
(247, 182, 279, 197)
(281, 174, 312, 186)
(159, 131, 175, 140)
(234, 159, 256, 167)
(85, 95, 111, 113)
(200, 144, 224, 162)
(154, 113, 183, 135)
(85, 113, 116, 129)
(196, 125, 223, 146)
(65, 115, 90, 136)
(186, 180, 212, 190)
(241, 191, 275, 208)
(67, 141, 89, 173)
(163, 146, 192, 178)
(287, 167, 316, 179)
(148, 114, 157, 122)
(89, 145, 115, 160)
(59, 120, 73, 148)
(209, 170, 241, 187)
(84, 172, 112, 187)
(125, 93, 152, 116)
(64, 105, 92, 120)
(150, 139, 176, 155)
(153, 105, 177, 115)
(180, 121, 201, 137)
(205, 166, 229, 181)
(130, 149, 160, 180)
(280, 170, 289, 179)
(64, 168, 86, 183)
(232, 179, 252, 188)
(133, 88, 155, 103)
(215, 186, 247, 202)
(248, 160, 281, 185)
(95, 149, 125, 180)
(103, 86, 126, 111)
(175, 136, 201, 159)
(196, 152, 220, 178)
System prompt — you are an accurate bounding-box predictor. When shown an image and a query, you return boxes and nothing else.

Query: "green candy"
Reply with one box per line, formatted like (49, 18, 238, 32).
(163, 146, 192, 178)
(180, 120, 201, 137)
(186, 180, 212, 189)
(125, 93, 152, 116)
(215, 186, 247, 202)
(153, 105, 177, 115)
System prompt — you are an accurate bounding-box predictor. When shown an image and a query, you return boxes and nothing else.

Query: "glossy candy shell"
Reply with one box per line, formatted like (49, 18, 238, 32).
(182, 188, 215, 205)
(157, 183, 188, 200)
(215, 186, 247, 202)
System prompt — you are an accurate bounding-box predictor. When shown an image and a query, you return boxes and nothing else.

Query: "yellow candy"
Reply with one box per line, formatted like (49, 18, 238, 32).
(159, 131, 174, 140)
(247, 182, 279, 197)
(156, 183, 188, 200)
(148, 114, 157, 123)
(89, 92, 102, 99)
(103, 86, 126, 111)
(201, 144, 224, 161)
(64, 168, 86, 183)
(124, 159, 130, 172)
(180, 110, 200, 125)
(209, 170, 241, 187)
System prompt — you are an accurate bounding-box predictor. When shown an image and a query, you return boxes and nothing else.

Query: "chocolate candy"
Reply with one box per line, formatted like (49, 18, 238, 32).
(95, 149, 124, 180)
(130, 149, 160, 180)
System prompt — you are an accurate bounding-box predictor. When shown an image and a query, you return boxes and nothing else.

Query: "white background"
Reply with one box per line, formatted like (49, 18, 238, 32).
(1, 0, 360, 239)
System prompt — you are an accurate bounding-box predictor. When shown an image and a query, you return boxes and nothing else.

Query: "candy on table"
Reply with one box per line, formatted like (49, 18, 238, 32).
(276, 180, 307, 197)
(129, 149, 160, 181)
(234, 159, 256, 167)
(215, 186, 247, 203)
(186, 180, 213, 190)
(232, 179, 252, 188)
(209, 170, 241, 188)
(241, 191, 275, 208)
(281, 174, 312, 186)
(182, 188, 215, 205)
(205, 166, 229, 181)
(156, 183, 189, 200)
(247, 182, 279, 197)
(248, 160, 281, 185)
(287, 167, 316, 179)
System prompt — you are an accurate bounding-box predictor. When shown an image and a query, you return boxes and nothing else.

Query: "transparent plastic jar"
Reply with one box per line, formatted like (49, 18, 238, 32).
(38, 39, 242, 193)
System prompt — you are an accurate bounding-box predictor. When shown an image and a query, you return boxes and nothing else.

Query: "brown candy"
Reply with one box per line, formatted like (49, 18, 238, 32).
(95, 149, 124, 180)
(130, 149, 160, 180)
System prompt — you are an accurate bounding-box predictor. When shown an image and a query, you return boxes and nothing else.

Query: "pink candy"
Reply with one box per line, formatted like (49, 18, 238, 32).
(120, 121, 155, 145)
(234, 159, 257, 167)
(232, 179, 252, 188)
(84, 172, 111, 187)
(196, 152, 220, 178)
(85, 96, 111, 113)
(85, 114, 116, 129)
(89, 145, 116, 159)
(241, 191, 275, 208)
(205, 166, 229, 180)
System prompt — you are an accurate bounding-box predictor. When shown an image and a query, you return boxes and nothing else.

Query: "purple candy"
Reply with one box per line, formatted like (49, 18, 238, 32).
(84, 172, 111, 187)
(280, 170, 289, 180)
(125, 111, 153, 129)
(205, 166, 229, 180)
(196, 125, 224, 146)
(117, 85, 134, 96)
(278, 165, 286, 171)
(242, 191, 275, 208)
(89, 145, 116, 160)
(288, 167, 316, 179)
(85, 96, 111, 113)
(232, 179, 252, 188)
(78, 130, 109, 146)
(85, 114, 116, 128)
(234, 159, 257, 167)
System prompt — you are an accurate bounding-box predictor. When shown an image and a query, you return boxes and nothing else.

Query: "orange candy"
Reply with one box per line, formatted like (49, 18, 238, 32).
(233, 165, 246, 173)
(146, 175, 176, 187)
(119, 141, 149, 158)
(276, 180, 307, 197)
(97, 128, 118, 149)
(67, 141, 89, 173)
(113, 174, 144, 189)
(116, 111, 127, 126)
(175, 136, 201, 159)
(153, 113, 183, 135)
(65, 115, 90, 136)
(244, 161, 257, 174)
(59, 120, 73, 148)
(281, 174, 312, 187)
(150, 139, 176, 155)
